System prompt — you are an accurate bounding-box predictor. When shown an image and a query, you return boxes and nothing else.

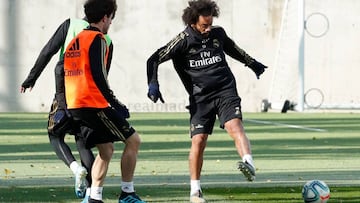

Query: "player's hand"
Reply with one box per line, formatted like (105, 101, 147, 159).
(248, 60, 267, 79)
(147, 82, 165, 103)
(20, 86, 33, 93)
(20, 79, 35, 93)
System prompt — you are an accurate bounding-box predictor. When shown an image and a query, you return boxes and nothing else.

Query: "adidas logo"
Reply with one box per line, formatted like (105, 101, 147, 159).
(65, 38, 81, 58)
(194, 124, 204, 129)
(69, 38, 80, 51)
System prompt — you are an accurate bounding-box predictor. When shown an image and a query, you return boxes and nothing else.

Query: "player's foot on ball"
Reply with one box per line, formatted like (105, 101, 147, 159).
(190, 190, 207, 203)
(74, 166, 87, 198)
(237, 161, 255, 182)
(119, 191, 146, 203)
(88, 198, 104, 203)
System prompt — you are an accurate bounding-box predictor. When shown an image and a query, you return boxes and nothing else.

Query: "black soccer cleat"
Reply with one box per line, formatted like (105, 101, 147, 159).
(238, 161, 256, 181)
(88, 198, 104, 203)
(119, 191, 146, 203)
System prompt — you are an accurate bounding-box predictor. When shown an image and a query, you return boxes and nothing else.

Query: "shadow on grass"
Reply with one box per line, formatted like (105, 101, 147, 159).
(0, 185, 359, 202)
(1, 135, 360, 161)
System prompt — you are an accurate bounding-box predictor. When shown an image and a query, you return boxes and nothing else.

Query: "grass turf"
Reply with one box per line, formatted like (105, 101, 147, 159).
(0, 112, 360, 202)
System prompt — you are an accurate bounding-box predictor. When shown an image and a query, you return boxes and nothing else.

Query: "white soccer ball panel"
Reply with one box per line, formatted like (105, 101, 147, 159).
(302, 180, 330, 203)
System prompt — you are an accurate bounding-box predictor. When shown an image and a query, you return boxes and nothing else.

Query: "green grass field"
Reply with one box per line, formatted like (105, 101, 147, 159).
(0, 112, 360, 202)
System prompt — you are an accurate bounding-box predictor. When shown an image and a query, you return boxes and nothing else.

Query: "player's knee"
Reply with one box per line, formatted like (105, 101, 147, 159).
(48, 130, 65, 140)
(126, 132, 141, 147)
(191, 134, 208, 147)
(225, 119, 245, 134)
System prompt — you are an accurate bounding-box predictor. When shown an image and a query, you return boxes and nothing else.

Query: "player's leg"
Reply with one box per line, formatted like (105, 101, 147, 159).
(119, 132, 145, 203)
(120, 132, 140, 182)
(188, 101, 216, 203)
(48, 131, 75, 166)
(71, 110, 114, 203)
(224, 118, 255, 181)
(224, 119, 252, 158)
(189, 133, 208, 203)
(48, 99, 75, 166)
(99, 108, 145, 203)
(218, 96, 255, 181)
(72, 107, 145, 203)
(189, 133, 207, 180)
(48, 99, 88, 198)
(75, 134, 95, 202)
(89, 142, 114, 203)
(92, 143, 113, 186)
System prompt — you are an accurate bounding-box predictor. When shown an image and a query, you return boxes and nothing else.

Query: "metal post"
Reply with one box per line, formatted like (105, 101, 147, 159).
(297, 0, 305, 111)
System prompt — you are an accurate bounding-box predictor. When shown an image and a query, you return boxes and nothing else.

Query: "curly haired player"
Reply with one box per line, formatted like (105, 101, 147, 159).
(146, 0, 267, 202)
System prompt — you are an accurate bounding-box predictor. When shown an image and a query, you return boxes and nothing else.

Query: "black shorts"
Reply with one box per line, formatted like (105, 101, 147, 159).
(48, 98, 75, 136)
(189, 95, 242, 137)
(69, 107, 136, 149)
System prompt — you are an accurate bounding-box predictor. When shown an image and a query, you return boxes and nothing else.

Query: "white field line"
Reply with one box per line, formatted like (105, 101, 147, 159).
(245, 119, 327, 132)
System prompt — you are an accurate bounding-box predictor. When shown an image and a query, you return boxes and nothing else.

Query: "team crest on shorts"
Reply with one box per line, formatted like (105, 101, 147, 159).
(235, 107, 240, 115)
(191, 124, 195, 132)
(191, 123, 204, 132)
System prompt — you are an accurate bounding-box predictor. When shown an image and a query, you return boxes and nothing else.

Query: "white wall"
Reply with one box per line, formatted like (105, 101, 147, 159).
(0, 0, 359, 112)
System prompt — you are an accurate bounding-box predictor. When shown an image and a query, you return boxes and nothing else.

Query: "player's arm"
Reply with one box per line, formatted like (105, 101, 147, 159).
(146, 47, 166, 103)
(222, 28, 267, 78)
(21, 19, 70, 93)
(105, 42, 113, 73)
(89, 35, 129, 118)
(224, 37, 253, 65)
(147, 46, 164, 84)
(146, 32, 187, 103)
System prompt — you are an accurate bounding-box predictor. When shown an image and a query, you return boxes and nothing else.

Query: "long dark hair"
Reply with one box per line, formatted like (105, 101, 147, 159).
(182, 0, 219, 26)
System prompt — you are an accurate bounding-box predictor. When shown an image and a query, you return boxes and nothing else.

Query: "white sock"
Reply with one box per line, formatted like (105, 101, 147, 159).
(242, 154, 255, 168)
(121, 181, 135, 193)
(85, 188, 91, 197)
(190, 180, 201, 196)
(69, 161, 80, 174)
(90, 186, 103, 200)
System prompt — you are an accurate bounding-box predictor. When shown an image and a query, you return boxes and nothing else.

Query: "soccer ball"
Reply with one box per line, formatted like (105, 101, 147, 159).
(302, 180, 330, 203)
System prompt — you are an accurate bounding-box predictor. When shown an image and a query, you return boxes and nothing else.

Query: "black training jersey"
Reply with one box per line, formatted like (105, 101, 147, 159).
(147, 26, 256, 103)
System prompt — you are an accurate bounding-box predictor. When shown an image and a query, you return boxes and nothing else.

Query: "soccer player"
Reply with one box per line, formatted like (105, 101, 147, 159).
(146, 0, 267, 202)
(20, 16, 114, 201)
(63, 0, 145, 202)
